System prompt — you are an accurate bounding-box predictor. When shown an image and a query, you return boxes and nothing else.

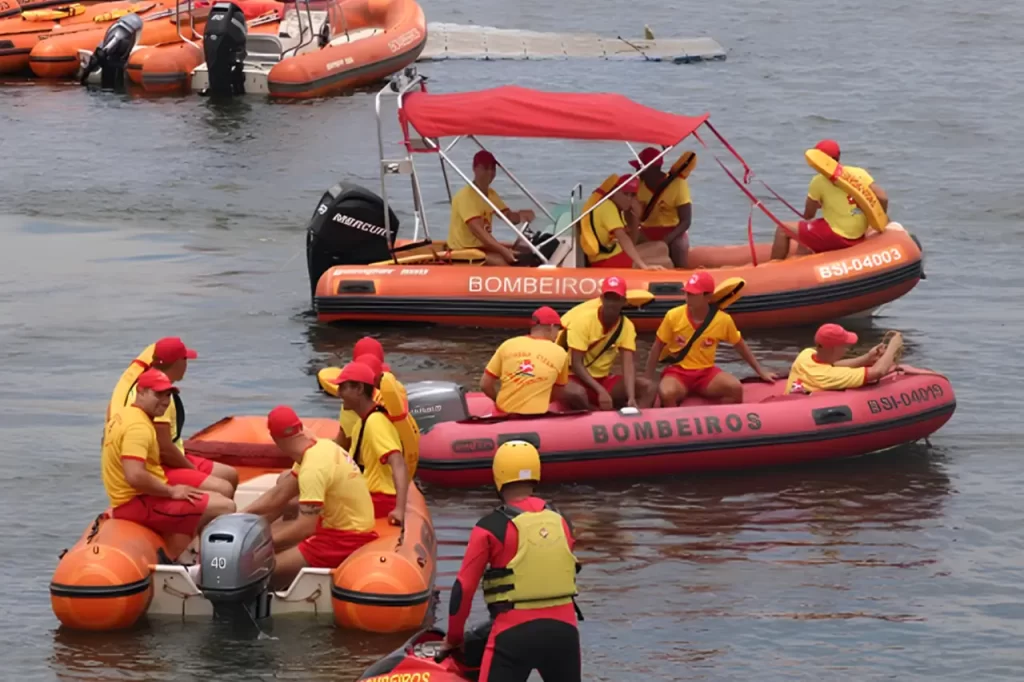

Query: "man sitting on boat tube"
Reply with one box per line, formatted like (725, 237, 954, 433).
(560, 276, 658, 411)
(481, 306, 571, 415)
(334, 336, 401, 452)
(632, 146, 693, 268)
(245, 406, 378, 590)
(644, 271, 777, 405)
(447, 150, 536, 266)
(770, 139, 890, 260)
(786, 324, 904, 394)
(102, 369, 236, 560)
(585, 175, 670, 270)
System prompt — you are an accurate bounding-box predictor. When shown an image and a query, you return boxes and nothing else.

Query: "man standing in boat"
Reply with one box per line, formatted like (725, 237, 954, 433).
(786, 324, 903, 394)
(102, 369, 236, 560)
(440, 440, 582, 682)
(245, 405, 378, 590)
(559, 276, 658, 411)
(447, 150, 537, 266)
(644, 270, 776, 405)
(770, 139, 890, 260)
(631, 146, 693, 268)
(480, 306, 572, 414)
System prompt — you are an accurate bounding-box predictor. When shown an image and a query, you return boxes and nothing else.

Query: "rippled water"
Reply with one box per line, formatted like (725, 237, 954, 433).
(2, 0, 1024, 679)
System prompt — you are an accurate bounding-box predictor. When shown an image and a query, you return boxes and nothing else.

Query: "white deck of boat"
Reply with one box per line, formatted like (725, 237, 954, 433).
(420, 23, 726, 63)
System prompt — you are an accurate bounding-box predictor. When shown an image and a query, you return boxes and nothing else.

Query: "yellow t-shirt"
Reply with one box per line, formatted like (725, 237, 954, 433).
(638, 176, 691, 228)
(101, 406, 167, 508)
(808, 166, 875, 240)
(107, 344, 155, 422)
(447, 184, 508, 250)
(126, 384, 181, 452)
(585, 199, 627, 264)
(485, 336, 570, 414)
(655, 305, 742, 370)
(348, 410, 403, 495)
(565, 306, 637, 379)
(785, 348, 867, 394)
(290, 439, 375, 532)
(339, 388, 383, 438)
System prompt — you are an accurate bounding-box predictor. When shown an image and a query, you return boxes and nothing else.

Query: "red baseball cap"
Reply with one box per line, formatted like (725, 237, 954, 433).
(684, 270, 715, 294)
(531, 306, 562, 327)
(601, 275, 627, 297)
(354, 353, 383, 380)
(473, 150, 497, 168)
(815, 323, 858, 348)
(333, 361, 376, 386)
(616, 175, 640, 194)
(353, 336, 384, 361)
(628, 146, 664, 171)
(815, 139, 840, 160)
(267, 405, 302, 439)
(153, 337, 197, 364)
(136, 368, 178, 393)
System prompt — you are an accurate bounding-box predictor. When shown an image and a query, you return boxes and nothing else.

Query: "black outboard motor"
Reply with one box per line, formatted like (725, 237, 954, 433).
(202, 2, 248, 96)
(196, 513, 276, 621)
(79, 12, 144, 89)
(406, 381, 470, 433)
(306, 181, 400, 300)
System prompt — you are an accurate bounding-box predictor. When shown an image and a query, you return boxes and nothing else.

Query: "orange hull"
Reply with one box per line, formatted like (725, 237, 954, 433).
(313, 228, 924, 331)
(267, 0, 426, 99)
(186, 415, 339, 468)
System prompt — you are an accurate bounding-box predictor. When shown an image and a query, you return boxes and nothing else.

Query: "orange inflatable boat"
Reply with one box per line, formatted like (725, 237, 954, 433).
(306, 69, 925, 331)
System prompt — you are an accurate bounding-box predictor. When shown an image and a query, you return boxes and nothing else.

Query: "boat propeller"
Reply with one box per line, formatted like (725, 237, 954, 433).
(79, 12, 144, 89)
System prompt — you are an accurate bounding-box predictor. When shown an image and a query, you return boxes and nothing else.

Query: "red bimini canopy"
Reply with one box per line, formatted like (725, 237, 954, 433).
(399, 86, 708, 146)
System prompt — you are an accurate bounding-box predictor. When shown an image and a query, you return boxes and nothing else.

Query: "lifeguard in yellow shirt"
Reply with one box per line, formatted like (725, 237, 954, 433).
(631, 147, 693, 268)
(447, 150, 536, 266)
(786, 324, 903, 394)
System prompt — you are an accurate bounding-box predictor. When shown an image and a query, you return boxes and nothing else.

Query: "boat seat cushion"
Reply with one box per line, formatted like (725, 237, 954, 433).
(371, 247, 487, 266)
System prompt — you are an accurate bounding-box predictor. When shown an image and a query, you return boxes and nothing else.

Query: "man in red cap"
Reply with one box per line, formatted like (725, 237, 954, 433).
(102, 369, 236, 559)
(108, 338, 238, 499)
(559, 276, 657, 411)
(244, 405, 377, 589)
(786, 324, 903, 394)
(481, 306, 572, 415)
(631, 146, 693, 268)
(332, 362, 410, 525)
(645, 270, 776, 405)
(447, 149, 537, 266)
(771, 139, 890, 260)
(584, 174, 670, 270)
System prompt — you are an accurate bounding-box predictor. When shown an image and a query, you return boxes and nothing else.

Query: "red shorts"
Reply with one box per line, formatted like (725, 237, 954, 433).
(165, 467, 209, 488)
(642, 226, 674, 242)
(569, 374, 622, 406)
(589, 250, 633, 268)
(297, 523, 379, 569)
(112, 493, 209, 537)
(370, 492, 397, 519)
(185, 454, 214, 475)
(798, 218, 864, 253)
(661, 365, 722, 394)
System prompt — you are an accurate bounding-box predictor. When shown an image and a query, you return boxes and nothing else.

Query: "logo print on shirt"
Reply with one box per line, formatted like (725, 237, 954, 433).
(514, 360, 535, 378)
(702, 338, 715, 348)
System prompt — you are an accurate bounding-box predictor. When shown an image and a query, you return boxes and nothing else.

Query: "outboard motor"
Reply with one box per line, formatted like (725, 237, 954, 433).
(306, 182, 400, 300)
(79, 12, 144, 89)
(196, 513, 275, 621)
(406, 381, 469, 433)
(202, 2, 248, 96)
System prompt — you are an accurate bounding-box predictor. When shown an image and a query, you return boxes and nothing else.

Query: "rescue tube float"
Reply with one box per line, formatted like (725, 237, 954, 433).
(50, 469, 436, 632)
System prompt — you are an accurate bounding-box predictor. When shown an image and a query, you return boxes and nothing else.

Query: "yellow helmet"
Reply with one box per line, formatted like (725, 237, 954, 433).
(492, 440, 541, 491)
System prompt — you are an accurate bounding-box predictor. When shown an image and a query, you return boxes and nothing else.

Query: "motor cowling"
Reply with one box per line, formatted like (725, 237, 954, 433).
(197, 513, 275, 619)
(306, 182, 400, 300)
(79, 12, 144, 88)
(406, 381, 469, 433)
(202, 1, 248, 96)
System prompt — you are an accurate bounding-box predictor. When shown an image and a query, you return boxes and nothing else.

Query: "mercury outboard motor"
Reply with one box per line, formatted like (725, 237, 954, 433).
(306, 181, 400, 300)
(202, 2, 248, 96)
(406, 381, 470, 433)
(196, 513, 275, 621)
(79, 12, 144, 89)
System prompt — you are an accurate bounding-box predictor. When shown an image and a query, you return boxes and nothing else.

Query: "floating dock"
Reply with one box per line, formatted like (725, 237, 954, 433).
(419, 23, 726, 63)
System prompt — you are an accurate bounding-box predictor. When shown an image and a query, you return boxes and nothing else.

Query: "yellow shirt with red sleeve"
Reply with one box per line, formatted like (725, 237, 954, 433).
(126, 383, 181, 451)
(808, 166, 874, 240)
(101, 406, 167, 508)
(655, 305, 742, 370)
(447, 184, 508, 250)
(565, 306, 637, 379)
(107, 344, 155, 422)
(785, 348, 867, 394)
(586, 199, 627, 264)
(638, 176, 691, 228)
(347, 410, 403, 496)
(289, 439, 375, 532)
(484, 336, 570, 414)
(338, 388, 383, 439)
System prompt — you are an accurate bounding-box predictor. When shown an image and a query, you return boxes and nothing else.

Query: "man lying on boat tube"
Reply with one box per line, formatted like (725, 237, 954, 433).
(786, 324, 903, 394)
(481, 306, 572, 415)
(244, 406, 378, 590)
(447, 150, 537, 266)
(631, 146, 693, 268)
(771, 139, 890, 260)
(584, 175, 672, 270)
(644, 271, 777, 405)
